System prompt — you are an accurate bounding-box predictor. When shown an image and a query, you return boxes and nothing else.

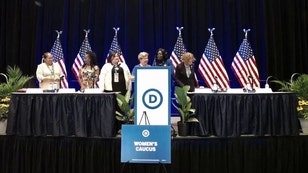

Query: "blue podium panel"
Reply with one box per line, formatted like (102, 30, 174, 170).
(121, 125, 171, 164)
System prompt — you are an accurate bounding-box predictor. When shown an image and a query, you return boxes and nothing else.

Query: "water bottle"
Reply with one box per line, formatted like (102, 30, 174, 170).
(212, 83, 218, 93)
(49, 83, 53, 90)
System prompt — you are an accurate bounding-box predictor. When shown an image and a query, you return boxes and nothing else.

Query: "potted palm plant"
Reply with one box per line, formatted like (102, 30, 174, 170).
(115, 89, 134, 135)
(172, 85, 199, 136)
(0, 65, 33, 134)
(272, 74, 308, 133)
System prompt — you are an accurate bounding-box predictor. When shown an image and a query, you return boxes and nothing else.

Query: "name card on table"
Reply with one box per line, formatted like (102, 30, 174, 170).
(58, 88, 76, 93)
(84, 88, 102, 93)
(193, 88, 212, 93)
(227, 88, 245, 93)
(26, 88, 43, 93)
(226, 88, 273, 93)
(255, 88, 273, 93)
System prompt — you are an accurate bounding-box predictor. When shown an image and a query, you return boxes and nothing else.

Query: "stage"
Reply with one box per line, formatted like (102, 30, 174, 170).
(2, 92, 306, 172)
(1, 134, 308, 173)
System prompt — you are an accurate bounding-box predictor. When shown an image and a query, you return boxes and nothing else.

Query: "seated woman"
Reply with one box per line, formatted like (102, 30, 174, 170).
(36, 52, 63, 90)
(78, 51, 100, 92)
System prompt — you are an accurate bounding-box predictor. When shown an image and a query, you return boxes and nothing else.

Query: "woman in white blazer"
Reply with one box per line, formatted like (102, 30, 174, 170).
(99, 52, 131, 95)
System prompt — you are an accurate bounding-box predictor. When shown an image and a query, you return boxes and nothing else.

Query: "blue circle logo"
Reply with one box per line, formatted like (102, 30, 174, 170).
(142, 89, 163, 109)
(142, 129, 150, 137)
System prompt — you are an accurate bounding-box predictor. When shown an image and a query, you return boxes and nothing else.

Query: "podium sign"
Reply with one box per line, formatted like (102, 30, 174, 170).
(134, 67, 171, 125)
(121, 125, 171, 163)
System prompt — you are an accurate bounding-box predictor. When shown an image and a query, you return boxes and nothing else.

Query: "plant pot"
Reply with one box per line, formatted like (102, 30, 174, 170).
(0, 119, 7, 135)
(299, 118, 308, 134)
(177, 121, 190, 136)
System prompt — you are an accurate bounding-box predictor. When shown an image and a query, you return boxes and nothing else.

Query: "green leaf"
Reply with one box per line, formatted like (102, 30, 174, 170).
(115, 90, 134, 124)
(173, 85, 199, 123)
(0, 65, 33, 97)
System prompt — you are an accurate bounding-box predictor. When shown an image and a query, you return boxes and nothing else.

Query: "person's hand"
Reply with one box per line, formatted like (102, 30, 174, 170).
(80, 87, 85, 93)
(130, 75, 135, 81)
(46, 76, 55, 82)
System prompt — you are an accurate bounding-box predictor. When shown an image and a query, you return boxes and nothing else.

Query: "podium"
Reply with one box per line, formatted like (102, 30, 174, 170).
(121, 67, 172, 172)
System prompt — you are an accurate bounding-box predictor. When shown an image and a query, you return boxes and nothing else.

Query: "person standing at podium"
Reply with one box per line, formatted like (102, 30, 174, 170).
(152, 48, 174, 86)
(36, 52, 63, 90)
(152, 48, 173, 70)
(78, 51, 100, 92)
(99, 52, 131, 95)
(131, 51, 151, 81)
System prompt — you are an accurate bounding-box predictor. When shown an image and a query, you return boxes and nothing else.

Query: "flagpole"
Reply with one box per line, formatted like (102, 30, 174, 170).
(55, 30, 62, 88)
(55, 30, 62, 39)
(176, 27, 184, 36)
(243, 29, 251, 39)
(83, 29, 90, 38)
(208, 28, 215, 36)
(113, 27, 120, 37)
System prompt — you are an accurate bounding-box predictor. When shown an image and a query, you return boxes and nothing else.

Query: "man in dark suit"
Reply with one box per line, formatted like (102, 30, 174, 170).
(174, 52, 198, 92)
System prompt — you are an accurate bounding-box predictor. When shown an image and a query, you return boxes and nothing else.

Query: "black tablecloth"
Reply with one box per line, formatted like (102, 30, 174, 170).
(191, 92, 300, 137)
(6, 93, 117, 137)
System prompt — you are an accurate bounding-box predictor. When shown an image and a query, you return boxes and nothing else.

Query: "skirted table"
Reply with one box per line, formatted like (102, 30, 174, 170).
(6, 92, 117, 137)
(191, 92, 300, 137)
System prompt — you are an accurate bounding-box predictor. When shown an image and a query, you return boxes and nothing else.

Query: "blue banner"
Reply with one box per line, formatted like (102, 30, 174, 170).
(121, 125, 171, 163)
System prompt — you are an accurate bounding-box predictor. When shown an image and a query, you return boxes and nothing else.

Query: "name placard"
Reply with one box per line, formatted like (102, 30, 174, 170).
(121, 125, 171, 164)
(26, 88, 43, 93)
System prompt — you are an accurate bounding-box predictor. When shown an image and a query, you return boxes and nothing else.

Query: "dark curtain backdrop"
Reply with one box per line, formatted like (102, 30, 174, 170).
(0, 0, 307, 89)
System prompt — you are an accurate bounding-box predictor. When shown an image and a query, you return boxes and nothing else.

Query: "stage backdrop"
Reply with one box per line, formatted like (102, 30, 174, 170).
(0, 0, 307, 89)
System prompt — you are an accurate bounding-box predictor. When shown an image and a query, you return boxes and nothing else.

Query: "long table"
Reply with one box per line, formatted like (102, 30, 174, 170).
(191, 92, 300, 137)
(6, 92, 117, 137)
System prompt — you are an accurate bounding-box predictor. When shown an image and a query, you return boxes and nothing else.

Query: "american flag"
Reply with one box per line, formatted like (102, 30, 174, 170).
(50, 35, 68, 88)
(71, 33, 92, 81)
(170, 30, 186, 69)
(106, 28, 125, 63)
(198, 35, 230, 89)
(231, 38, 260, 88)
(171, 27, 198, 85)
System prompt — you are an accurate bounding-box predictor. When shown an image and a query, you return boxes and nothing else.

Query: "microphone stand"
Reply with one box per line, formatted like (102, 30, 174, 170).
(212, 76, 219, 92)
(248, 76, 256, 92)
(59, 76, 64, 89)
(265, 76, 272, 88)
(92, 75, 95, 88)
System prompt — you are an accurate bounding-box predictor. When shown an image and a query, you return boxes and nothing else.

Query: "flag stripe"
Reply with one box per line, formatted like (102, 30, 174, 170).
(231, 38, 260, 88)
(106, 33, 125, 63)
(71, 37, 92, 83)
(57, 59, 68, 88)
(198, 36, 229, 89)
(170, 33, 198, 85)
(50, 38, 68, 88)
(170, 35, 186, 68)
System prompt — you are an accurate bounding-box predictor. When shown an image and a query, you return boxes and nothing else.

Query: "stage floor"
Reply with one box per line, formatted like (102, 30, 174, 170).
(1, 134, 308, 173)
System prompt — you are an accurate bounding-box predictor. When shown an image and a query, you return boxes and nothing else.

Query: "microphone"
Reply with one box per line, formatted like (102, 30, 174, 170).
(247, 75, 255, 92)
(59, 75, 64, 89)
(212, 76, 218, 92)
(290, 73, 300, 83)
(265, 76, 272, 88)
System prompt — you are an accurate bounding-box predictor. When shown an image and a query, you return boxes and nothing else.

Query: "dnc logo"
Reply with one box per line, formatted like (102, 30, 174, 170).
(142, 88, 163, 109)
